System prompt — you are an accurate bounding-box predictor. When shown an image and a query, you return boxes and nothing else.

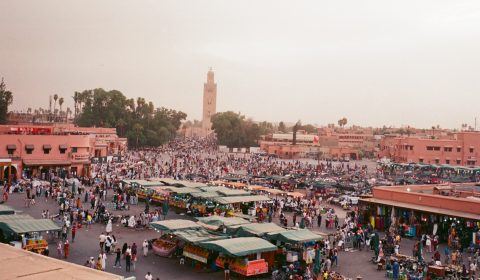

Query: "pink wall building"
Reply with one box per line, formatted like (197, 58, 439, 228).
(379, 132, 480, 166)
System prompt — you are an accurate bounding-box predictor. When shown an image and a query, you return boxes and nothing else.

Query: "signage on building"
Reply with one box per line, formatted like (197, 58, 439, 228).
(73, 154, 90, 161)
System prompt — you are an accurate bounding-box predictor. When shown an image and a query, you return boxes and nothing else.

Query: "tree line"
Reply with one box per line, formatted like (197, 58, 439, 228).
(74, 88, 186, 148)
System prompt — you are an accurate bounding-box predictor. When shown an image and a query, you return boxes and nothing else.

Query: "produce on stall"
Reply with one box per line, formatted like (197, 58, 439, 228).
(152, 234, 179, 257)
(200, 237, 277, 276)
(150, 219, 202, 257)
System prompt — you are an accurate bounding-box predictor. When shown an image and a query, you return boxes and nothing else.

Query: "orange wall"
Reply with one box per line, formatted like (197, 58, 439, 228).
(372, 186, 480, 215)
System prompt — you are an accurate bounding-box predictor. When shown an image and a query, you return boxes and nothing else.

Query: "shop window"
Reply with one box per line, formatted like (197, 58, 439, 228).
(59, 145, 67, 154)
(6, 144, 16, 155)
(25, 144, 34, 154)
(445, 160, 450, 164)
(72, 147, 78, 153)
(59, 149, 66, 154)
(435, 159, 440, 164)
(43, 144, 52, 154)
(456, 160, 461, 165)
(43, 149, 50, 154)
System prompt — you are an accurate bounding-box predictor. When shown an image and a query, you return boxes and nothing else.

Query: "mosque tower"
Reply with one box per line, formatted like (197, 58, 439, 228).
(202, 67, 217, 137)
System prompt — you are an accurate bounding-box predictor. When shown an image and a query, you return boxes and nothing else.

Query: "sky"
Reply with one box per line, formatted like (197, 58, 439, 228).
(1, 0, 480, 129)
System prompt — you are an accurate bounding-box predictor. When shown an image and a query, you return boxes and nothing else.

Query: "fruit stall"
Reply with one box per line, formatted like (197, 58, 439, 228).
(0, 214, 61, 254)
(150, 219, 203, 257)
(199, 237, 277, 277)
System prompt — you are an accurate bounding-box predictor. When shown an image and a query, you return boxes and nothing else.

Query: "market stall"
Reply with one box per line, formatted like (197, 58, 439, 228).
(150, 219, 202, 257)
(228, 222, 285, 238)
(189, 191, 223, 216)
(163, 187, 202, 209)
(196, 216, 251, 231)
(174, 228, 227, 267)
(266, 229, 323, 270)
(0, 205, 15, 215)
(200, 237, 277, 277)
(0, 216, 61, 254)
(213, 195, 271, 217)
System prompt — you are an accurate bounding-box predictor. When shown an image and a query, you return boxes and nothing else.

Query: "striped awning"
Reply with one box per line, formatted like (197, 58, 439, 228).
(43, 144, 52, 150)
(25, 144, 34, 150)
(59, 144, 68, 150)
(199, 237, 277, 257)
(6, 145, 16, 150)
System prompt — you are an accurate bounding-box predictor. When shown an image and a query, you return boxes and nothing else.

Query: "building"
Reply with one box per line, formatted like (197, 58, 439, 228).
(259, 128, 377, 160)
(359, 184, 480, 245)
(379, 131, 480, 166)
(0, 124, 127, 181)
(202, 68, 217, 137)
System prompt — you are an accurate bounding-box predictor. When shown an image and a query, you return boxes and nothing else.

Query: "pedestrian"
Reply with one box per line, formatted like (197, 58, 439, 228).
(96, 256, 102, 270)
(125, 251, 131, 272)
(132, 253, 137, 271)
(71, 223, 76, 243)
(224, 261, 230, 280)
(105, 234, 112, 254)
(145, 272, 153, 280)
(99, 232, 106, 251)
(113, 247, 121, 268)
(101, 251, 107, 271)
(142, 240, 149, 257)
(56, 241, 63, 258)
(106, 218, 112, 234)
(122, 243, 128, 258)
(64, 240, 70, 258)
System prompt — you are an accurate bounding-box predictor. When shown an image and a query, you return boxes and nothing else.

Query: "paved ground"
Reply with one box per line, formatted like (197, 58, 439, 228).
(4, 189, 473, 280)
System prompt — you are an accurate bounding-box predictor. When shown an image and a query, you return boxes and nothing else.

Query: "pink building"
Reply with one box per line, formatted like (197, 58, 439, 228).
(379, 132, 480, 166)
(0, 124, 127, 181)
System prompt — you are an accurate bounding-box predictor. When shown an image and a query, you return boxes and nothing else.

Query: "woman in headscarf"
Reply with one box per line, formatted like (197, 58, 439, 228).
(63, 240, 70, 258)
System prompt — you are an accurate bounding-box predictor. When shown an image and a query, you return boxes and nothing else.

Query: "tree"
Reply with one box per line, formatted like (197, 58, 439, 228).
(211, 111, 260, 148)
(0, 78, 13, 124)
(75, 88, 186, 148)
(59, 97, 64, 121)
(278, 121, 287, 133)
(338, 117, 348, 128)
(53, 94, 58, 118)
(302, 124, 318, 134)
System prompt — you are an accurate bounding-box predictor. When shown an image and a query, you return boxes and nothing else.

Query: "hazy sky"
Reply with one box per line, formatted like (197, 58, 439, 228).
(1, 0, 480, 129)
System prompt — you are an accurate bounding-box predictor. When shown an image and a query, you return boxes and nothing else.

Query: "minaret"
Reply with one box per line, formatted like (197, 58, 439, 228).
(202, 67, 217, 137)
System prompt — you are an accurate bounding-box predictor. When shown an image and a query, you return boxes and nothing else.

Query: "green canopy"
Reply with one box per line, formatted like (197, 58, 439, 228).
(217, 189, 251, 196)
(163, 187, 202, 194)
(0, 219, 61, 234)
(150, 219, 201, 231)
(200, 237, 277, 257)
(0, 205, 15, 215)
(266, 229, 323, 243)
(229, 223, 285, 237)
(196, 216, 250, 229)
(190, 192, 222, 199)
(214, 195, 271, 204)
(174, 228, 227, 244)
(199, 186, 231, 192)
(0, 214, 33, 222)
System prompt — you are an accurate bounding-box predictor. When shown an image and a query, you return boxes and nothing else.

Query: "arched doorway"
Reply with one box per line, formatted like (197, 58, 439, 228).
(3, 166, 17, 183)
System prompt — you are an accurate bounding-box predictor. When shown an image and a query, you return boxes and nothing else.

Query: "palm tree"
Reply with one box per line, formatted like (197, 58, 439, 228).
(53, 94, 58, 120)
(66, 107, 71, 123)
(59, 97, 64, 121)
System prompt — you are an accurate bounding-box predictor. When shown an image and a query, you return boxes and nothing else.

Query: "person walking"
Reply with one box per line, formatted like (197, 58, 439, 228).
(99, 232, 106, 251)
(142, 240, 149, 257)
(56, 241, 63, 258)
(63, 240, 70, 259)
(125, 251, 131, 272)
(101, 251, 107, 271)
(145, 272, 153, 280)
(113, 248, 122, 268)
(132, 253, 137, 271)
(71, 223, 76, 243)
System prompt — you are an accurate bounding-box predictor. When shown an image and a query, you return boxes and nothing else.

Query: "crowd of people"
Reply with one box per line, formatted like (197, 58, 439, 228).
(1, 137, 478, 280)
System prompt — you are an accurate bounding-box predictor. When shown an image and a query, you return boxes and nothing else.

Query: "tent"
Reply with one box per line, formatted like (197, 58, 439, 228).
(0, 205, 16, 215)
(196, 216, 250, 230)
(0, 219, 61, 235)
(150, 219, 201, 231)
(200, 237, 277, 257)
(190, 192, 223, 199)
(266, 229, 323, 243)
(229, 223, 285, 237)
(217, 189, 251, 196)
(174, 228, 227, 244)
(214, 195, 271, 205)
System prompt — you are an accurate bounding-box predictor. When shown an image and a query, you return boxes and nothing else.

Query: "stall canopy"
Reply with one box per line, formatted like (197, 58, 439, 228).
(162, 187, 202, 194)
(196, 216, 251, 230)
(190, 191, 222, 199)
(229, 222, 285, 237)
(200, 237, 277, 257)
(0, 219, 61, 235)
(266, 229, 323, 243)
(199, 186, 231, 192)
(214, 195, 271, 204)
(0, 214, 33, 222)
(0, 205, 16, 215)
(150, 219, 201, 231)
(217, 189, 251, 196)
(286, 192, 305, 198)
(174, 228, 227, 244)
